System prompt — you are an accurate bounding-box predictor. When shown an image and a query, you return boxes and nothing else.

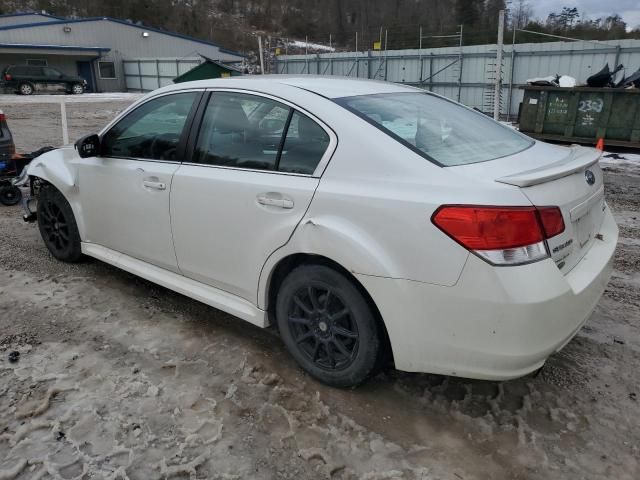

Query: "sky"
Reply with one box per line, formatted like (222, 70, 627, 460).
(530, 0, 640, 30)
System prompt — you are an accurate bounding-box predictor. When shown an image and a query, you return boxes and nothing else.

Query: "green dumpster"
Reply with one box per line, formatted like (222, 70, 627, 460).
(518, 86, 640, 148)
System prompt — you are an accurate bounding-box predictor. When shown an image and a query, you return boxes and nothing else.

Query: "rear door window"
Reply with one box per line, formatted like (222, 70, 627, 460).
(43, 67, 62, 78)
(193, 92, 288, 171)
(29, 67, 44, 77)
(193, 92, 330, 174)
(278, 111, 330, 175)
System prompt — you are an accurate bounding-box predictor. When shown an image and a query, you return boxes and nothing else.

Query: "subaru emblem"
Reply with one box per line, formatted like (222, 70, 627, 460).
(585, 169, 596, 186)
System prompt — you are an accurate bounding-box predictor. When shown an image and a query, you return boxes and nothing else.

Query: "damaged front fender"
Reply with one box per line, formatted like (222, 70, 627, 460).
(25, 146, 78, 193)
(20, 147, 83, 230)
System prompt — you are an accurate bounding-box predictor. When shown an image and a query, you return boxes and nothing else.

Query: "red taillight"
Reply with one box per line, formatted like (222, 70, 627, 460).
(537, 206, 565, 238)
(3, 74, 11, 81)
(432, 205, 566, 265)
(0, 113, 5, 122)
(432, 206, 544, 250)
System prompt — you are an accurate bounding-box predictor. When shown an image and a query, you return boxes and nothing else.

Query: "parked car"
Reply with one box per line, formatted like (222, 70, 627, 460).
(16, 76, 617, 387)
(2, 65, 86, 95)
(0, 109, 14, 161)
(0, 109, 22, 205)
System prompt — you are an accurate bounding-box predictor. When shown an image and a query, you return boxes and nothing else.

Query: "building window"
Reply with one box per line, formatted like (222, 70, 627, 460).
(26, 59, 47, 66)
(99, 61, 117, 79)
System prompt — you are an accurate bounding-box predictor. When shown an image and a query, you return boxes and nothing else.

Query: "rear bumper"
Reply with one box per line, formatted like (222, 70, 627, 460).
(358, 205, 618, 380)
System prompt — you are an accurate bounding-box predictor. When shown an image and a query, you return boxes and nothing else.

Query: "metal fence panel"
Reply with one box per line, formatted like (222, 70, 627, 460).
(123, 58, 203, 92)
(275, 39, 640, 118)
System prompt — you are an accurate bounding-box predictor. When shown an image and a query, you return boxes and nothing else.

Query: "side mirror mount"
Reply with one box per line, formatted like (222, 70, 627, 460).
(75, 134, 100, 158)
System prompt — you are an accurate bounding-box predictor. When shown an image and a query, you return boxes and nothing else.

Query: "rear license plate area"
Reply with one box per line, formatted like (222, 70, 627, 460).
(573, 191, 605, 249)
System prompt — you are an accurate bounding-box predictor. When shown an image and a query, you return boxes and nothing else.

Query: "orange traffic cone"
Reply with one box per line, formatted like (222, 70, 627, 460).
(595, 138, 605, 151)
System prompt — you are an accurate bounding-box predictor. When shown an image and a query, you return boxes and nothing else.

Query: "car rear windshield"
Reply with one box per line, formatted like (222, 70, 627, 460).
(335, 92, 533, 166)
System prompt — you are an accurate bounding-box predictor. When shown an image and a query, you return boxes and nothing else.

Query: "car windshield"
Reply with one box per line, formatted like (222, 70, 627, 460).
(335, 92, 533, 166)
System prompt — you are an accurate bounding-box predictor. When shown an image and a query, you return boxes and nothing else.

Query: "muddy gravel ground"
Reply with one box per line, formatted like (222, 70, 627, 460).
(0, 99, 639, 479)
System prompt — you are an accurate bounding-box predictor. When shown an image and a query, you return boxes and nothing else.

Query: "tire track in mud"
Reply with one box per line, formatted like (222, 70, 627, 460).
(0, 270, 497, 480)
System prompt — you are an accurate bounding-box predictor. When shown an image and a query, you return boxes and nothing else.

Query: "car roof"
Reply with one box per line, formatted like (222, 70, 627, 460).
(155, 75, 420, 99)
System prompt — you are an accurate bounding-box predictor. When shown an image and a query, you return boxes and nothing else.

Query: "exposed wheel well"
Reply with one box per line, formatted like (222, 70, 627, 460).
(267, 253, 394, 366)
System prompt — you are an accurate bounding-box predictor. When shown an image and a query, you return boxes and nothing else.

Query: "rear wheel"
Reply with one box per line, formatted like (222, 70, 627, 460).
(276, 265, 381, 387)
(0, 186, 22, 206)
(37, 186, 83, 262)
(18, 82, 34, 95)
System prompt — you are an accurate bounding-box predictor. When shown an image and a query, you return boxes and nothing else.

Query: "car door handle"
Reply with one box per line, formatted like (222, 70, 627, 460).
(256, 193, 294, 209)
(143, 180, 166, 190)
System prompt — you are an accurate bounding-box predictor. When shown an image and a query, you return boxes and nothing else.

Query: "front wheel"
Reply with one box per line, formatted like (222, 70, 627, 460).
(37, 186, 83, 262)
(70, 83, 84, 94)
(276, 265, 382, 388)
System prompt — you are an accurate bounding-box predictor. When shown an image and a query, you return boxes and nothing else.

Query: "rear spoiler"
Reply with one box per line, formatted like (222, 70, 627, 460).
(495, 146, 601, 187)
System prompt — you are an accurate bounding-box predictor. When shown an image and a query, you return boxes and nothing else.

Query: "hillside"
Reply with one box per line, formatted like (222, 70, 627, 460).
(0, 0, 637, 55)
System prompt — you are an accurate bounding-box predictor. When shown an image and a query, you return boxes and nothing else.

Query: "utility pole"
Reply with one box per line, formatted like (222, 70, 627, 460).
(258, 36, 265, 74)
(493, 10, 505, 120)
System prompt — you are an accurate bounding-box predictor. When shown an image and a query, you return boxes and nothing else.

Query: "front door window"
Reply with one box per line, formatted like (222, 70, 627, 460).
(101, 92, 198, 161)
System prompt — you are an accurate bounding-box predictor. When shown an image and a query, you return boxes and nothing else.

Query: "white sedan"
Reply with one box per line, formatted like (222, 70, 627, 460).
(19, 76, 617, 387)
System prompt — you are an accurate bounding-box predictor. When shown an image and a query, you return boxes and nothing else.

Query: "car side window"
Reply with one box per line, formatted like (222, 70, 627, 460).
(101, 92, 198, 161)
(193, 92, 330, 175)
(193, 92, 290, 171)
(278, 111, 330, 175)
(43, 67, 61, 77)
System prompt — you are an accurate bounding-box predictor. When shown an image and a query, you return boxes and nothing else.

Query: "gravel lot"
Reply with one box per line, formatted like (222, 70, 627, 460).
(0, 94, 143, 151)
(0, 96, 639, 479)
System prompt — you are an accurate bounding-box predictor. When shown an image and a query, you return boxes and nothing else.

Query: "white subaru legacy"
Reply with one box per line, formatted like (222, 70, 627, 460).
(19, 76, 617, 387)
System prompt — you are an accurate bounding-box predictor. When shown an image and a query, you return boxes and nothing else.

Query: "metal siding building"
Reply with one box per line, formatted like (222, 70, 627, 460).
(275, 39, 640, 118)
(0, 12, 61, 27)
(0, 12, 244, 92)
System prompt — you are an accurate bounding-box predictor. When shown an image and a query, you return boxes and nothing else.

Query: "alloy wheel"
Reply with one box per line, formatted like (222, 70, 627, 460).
(287, 285, 359, 371)
(40, 199, 70, 254)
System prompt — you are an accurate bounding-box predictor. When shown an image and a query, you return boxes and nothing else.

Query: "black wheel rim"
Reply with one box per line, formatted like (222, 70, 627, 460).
(41, 200, 70, 253)
(287, 285, 359, 371)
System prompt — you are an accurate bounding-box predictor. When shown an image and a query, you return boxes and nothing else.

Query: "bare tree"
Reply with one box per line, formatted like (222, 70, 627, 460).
(510, 0, 533, 29)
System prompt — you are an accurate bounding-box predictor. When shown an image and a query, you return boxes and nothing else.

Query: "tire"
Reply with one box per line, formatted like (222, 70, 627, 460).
(0, 186, 22, 206)
(18, 82, 34, 95)
(70, 83, 84, 95)
(37, 186, 83, 262)
(276, 265, 381, 388)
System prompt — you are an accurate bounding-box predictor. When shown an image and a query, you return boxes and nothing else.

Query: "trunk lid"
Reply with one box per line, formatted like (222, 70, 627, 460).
(450, 141, 606, 274)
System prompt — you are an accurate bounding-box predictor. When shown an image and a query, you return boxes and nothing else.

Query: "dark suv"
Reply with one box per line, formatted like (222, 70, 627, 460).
(2, 65, 86, 95)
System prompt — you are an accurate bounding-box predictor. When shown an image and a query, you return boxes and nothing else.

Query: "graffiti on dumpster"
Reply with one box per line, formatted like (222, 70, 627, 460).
(578, 98, 604, 113)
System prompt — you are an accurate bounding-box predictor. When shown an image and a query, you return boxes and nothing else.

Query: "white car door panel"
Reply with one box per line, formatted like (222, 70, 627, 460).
(79, 91, 200, 273)
(171, 167, 319, 301)
(79, 158, 180, 272)
(170, 90, 333, 303)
